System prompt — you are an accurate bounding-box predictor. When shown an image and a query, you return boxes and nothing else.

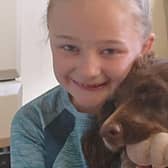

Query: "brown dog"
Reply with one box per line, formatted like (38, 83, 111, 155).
(82, 55, 168, 168)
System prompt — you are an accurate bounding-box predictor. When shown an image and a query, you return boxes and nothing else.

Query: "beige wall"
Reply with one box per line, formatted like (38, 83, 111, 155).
(151, 0, 168, 57)
(0, 0, 20, 74)
(0, 81, 22, 140)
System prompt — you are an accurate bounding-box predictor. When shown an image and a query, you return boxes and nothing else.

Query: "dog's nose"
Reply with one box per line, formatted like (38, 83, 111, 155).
(100, 123, 122, 139)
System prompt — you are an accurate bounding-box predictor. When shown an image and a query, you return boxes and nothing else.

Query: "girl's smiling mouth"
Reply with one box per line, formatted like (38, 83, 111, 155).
(71, 79, 109, 91)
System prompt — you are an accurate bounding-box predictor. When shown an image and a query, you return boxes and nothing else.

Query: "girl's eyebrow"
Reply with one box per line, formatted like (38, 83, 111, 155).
(55, 35, 78, 41)
(96, 40, 126, 46)
(55, 35, 126, 45)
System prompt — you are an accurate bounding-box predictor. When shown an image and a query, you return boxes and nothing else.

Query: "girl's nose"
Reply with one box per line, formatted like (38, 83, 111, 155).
(77, 53, 101, 78)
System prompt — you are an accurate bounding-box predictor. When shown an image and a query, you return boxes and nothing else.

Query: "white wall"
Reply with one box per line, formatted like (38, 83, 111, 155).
(18, 0, 57, 104)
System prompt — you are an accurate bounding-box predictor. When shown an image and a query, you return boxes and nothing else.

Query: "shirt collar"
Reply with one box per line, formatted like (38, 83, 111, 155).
(58, 86, 96, 120)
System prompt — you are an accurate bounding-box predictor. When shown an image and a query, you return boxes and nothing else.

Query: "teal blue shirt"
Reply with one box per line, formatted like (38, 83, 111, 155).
(11, 86, 96, 168)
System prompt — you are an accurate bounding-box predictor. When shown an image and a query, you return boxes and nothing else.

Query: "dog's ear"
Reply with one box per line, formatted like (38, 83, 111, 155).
(98, 99, 116, 125)
(133, 77, 168, 106)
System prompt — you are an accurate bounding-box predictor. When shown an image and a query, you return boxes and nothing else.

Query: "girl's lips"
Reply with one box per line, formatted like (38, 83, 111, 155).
(71, 79, 109, 90)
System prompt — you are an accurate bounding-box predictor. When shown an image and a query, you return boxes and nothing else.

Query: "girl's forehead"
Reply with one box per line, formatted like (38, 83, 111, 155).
(48, 0, 137, 34)
(48, 0, 133, 25)
(47, 0, 143, 45)
(49, 0, 131, 14)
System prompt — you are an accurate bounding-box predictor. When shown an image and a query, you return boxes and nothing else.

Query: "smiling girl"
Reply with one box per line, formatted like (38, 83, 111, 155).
(11, 0, 155, 167)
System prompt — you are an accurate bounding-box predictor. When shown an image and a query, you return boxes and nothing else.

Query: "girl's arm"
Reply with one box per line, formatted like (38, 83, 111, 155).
(10, 107, 46, 168)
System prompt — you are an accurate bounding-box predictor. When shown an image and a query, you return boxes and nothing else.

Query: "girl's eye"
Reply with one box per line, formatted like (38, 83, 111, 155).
(101, 48, 119, 55)
(60, 45, 79, 53)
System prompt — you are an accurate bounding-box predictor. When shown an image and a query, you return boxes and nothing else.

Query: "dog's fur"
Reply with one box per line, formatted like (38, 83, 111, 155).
(82, 54, 168, 168)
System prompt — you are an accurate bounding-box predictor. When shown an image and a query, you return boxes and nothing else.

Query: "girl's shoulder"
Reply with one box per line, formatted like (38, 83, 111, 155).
(12, 85, 68, 129)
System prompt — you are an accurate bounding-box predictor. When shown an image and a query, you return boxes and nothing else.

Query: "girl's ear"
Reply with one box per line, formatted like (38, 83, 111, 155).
(141, 33, 155, 55)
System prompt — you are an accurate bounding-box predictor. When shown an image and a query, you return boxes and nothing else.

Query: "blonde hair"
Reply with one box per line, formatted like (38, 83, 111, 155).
(47, 0, 152, 38)
(126, 0, 152, 38)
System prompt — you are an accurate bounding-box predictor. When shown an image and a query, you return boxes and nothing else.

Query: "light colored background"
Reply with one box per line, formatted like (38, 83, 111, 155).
(0, 1, 17, 71)
(17, 0, 56, 104)
(152, 0, 168, 57)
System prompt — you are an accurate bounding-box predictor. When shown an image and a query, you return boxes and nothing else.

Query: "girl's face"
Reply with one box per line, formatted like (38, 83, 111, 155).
(48, 0, 153, 114)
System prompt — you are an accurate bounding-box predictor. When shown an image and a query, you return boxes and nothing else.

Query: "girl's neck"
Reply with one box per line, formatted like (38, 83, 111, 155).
(74, 104, 102, 115)
(69, 95, 102, 115)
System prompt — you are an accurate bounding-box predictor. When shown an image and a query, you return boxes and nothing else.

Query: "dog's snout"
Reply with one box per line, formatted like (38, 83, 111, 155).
(100, 122, 122, 139)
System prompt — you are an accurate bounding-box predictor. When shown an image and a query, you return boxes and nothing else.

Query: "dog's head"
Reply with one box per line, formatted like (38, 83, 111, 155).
(82, 58, 168, 168)
(100, 70, 168, 152)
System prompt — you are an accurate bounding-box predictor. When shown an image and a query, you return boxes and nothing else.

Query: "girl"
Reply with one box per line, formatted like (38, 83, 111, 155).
(11, 0, 155, 167)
